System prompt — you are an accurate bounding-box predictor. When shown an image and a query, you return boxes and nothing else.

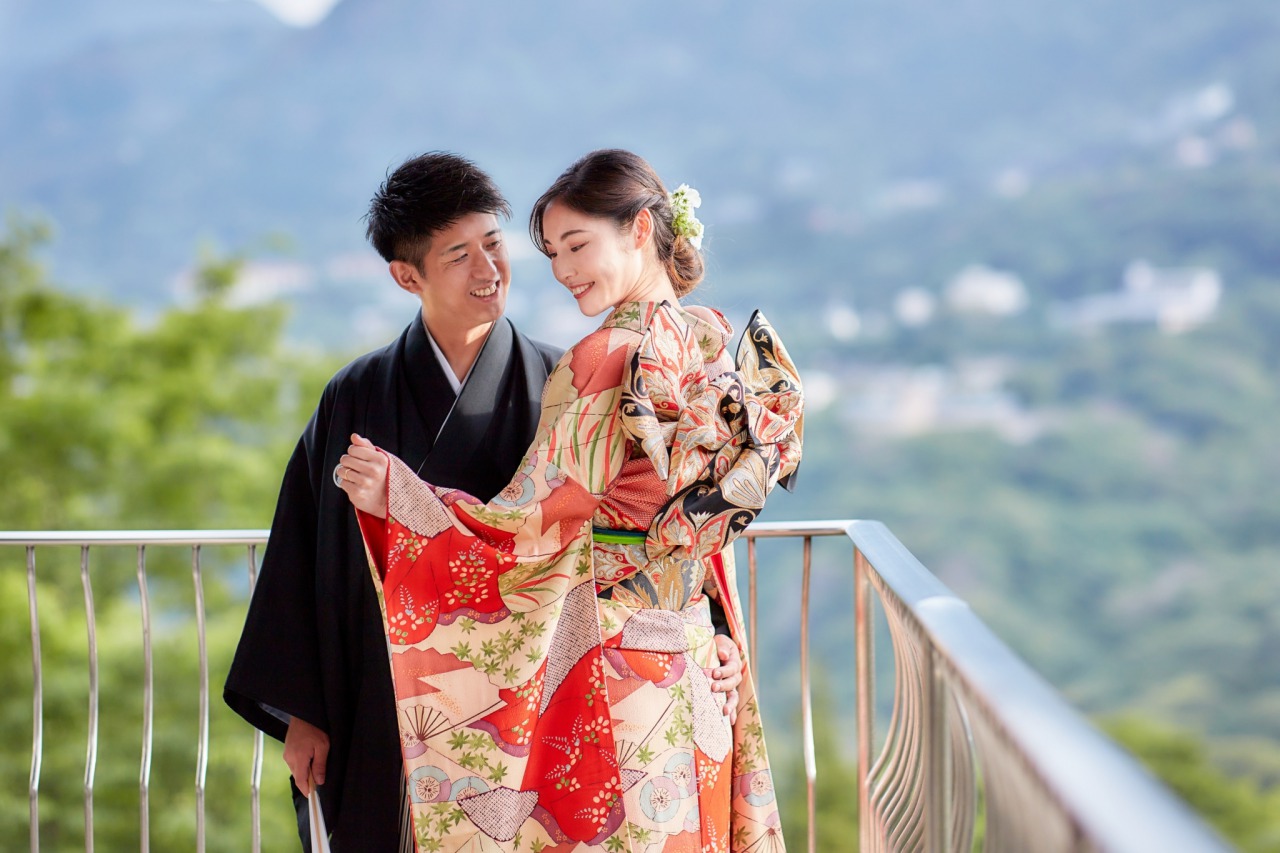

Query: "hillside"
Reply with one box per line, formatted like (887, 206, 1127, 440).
(3, 0, 1278, 305)
(3, 0, 1279, 790)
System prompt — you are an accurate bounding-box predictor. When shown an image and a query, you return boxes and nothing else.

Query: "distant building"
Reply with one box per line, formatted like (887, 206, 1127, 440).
(1050, 260, 1222, 334)
(825, 301, 862, 342)
(840, 359, 1041, 442)
(895, 288, 937, 327)
(946, 265, 1028, 317)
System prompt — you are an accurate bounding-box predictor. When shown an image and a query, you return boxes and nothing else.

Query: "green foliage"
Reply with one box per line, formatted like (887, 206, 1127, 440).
(776, 678, 859, 851)
(0, 219, 342, 849)
(0, 217, 335, 531)
(1104, 716, 1280, 852)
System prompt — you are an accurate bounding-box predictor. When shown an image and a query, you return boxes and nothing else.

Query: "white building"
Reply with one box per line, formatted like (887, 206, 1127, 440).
(1050, 260, 1222, 335)
(946, 265, 1029, 317)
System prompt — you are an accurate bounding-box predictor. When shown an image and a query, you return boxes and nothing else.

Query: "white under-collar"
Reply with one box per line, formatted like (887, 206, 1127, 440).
(424, 323, 488, 395)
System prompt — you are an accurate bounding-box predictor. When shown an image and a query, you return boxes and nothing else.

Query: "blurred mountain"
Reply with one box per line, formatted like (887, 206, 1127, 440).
(0, 0, 276, 73)
(3, 0, 1280, 796)
(2, 0, 1278, 302)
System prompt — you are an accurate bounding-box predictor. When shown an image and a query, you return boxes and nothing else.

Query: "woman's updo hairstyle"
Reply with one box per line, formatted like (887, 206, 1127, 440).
(530, 149, 704, 297)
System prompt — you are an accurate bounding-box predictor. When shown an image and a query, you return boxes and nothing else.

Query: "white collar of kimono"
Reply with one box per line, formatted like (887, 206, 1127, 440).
(424, 325, 486, 395)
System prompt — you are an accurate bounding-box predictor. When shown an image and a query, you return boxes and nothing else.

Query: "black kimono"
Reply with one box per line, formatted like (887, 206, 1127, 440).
(224, 313, 561, 852)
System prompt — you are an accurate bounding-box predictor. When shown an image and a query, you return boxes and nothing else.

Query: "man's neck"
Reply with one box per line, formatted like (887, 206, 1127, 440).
(423, 311, 495, 382)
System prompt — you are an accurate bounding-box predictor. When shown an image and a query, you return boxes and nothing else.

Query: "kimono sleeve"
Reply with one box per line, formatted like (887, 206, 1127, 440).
(356, 325, 635, 642)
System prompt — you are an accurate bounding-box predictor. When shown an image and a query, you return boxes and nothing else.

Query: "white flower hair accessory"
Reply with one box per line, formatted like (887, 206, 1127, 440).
(668, 183, 705, 251)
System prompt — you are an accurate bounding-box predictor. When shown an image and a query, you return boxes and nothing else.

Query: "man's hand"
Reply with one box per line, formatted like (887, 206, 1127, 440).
(337, 434, 388, 518)
(708, 634, 744, 725)
(283, 716, 329, 799)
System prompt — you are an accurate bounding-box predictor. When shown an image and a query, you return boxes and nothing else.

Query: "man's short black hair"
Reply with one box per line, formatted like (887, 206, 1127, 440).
(365, 152, 512, 268)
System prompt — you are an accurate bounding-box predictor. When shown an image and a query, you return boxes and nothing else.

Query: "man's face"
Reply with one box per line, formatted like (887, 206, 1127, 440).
(404, 212, 510, 334)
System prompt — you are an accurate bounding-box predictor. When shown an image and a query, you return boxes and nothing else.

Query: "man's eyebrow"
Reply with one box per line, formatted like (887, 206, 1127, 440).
(443, 229, 502, 255)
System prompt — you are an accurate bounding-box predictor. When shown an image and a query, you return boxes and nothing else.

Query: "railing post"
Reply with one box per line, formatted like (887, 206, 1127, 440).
(800, 537, 816, 853)
(81, 545, 99, 853)
(924, 647, 949, 852)
(27, 546, 42, 853)
(248, 543, 264, 853)
(854, 546, 874, 852)
(138, 545, 154, 853)
(193, 545, 209, 853)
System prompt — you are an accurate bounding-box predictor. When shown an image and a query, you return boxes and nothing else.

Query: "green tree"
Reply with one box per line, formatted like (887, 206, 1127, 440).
(0, 218, 343, 849)
(776, 677, 860, 851)
(1104, 715, 1280, 853)
(0, 217, 335, 531)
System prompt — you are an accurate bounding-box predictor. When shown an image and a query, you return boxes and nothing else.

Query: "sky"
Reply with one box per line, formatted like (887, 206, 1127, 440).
(250, 0, 341, 26)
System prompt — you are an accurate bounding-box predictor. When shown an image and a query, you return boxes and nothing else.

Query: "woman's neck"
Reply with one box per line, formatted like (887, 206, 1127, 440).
(624, 265, 678, 306)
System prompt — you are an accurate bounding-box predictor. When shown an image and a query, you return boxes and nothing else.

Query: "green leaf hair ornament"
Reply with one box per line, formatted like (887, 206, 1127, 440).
(669, 183, 705, 251)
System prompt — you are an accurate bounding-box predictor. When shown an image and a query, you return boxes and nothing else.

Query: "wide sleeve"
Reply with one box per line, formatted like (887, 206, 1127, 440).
(224, 388, 331, 738)
(356, 325, 635, 645)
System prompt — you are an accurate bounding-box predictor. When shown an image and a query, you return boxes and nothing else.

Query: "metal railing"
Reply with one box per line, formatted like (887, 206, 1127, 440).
(2, 523, 1230, 852)
(5, 530, 268, 853)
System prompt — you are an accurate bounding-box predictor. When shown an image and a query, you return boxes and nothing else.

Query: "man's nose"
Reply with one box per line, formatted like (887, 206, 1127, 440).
(473, 249, 498, 277)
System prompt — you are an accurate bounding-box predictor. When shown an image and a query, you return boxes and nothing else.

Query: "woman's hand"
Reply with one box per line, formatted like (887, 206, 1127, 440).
(337, 434, 388, 518)
(709, 634, 744, 725)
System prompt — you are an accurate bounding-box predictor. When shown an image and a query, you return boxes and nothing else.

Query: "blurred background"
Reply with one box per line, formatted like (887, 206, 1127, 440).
(2, 0, 1279, 849)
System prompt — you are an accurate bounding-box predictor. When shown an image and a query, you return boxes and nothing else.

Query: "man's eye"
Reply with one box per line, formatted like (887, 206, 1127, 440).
(486, 239, 502, 250)
(448, 254, 467, 266)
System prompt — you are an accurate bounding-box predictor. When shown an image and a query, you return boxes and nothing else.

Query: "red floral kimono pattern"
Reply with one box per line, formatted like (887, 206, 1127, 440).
(359, 301, 803, 852)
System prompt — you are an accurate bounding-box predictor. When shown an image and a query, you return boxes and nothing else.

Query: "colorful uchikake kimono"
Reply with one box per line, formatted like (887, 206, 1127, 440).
(358, 300, 804, 852)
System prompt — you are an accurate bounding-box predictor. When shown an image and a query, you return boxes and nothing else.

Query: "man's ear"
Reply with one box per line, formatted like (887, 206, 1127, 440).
(389, 260, 423, 295)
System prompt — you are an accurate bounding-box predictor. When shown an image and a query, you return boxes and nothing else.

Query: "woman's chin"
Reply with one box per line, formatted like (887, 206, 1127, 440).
(577, 298, 615, 318)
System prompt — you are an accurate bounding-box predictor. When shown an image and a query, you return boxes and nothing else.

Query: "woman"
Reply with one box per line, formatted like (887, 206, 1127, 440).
(341, 149, 803, 852)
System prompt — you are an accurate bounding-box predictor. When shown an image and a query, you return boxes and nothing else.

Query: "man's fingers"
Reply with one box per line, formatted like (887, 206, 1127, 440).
(285, 753, 312, 798)
(351, 433, 375, 448)
(284, 718, 329, 798)
(312, 744, 328, 786)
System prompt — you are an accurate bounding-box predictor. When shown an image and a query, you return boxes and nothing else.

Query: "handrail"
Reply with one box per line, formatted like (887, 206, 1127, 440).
(845, 519, 1230, 852)
(1, 524, 1231, 852)
(0, 530, 270, 545)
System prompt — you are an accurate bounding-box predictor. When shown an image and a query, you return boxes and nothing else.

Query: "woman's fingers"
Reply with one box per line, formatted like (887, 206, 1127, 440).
(340, 452, 382, 476)
(335, 437, 389, 518)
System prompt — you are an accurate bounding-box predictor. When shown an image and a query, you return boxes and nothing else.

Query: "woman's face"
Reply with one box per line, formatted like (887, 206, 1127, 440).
(541, 201, 649, 317)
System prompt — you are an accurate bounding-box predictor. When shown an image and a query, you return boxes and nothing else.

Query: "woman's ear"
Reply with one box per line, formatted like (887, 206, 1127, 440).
(631, 207, 655, 249)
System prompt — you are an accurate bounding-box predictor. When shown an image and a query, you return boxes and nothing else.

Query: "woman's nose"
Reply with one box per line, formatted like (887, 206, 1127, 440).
(551, 256, 570, 282)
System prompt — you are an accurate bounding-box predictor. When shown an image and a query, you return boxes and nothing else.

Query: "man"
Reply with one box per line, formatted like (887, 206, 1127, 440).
(224, 153, 742, 851)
